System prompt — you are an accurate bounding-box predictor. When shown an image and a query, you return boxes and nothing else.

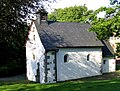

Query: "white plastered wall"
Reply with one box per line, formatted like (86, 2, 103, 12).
(56, 48, 102, 81)
(102, 57, 116, 73)
(26, 22, 45, 83)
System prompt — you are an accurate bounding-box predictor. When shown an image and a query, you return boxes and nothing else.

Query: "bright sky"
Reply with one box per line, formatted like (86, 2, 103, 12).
(47, 0, 110, 13)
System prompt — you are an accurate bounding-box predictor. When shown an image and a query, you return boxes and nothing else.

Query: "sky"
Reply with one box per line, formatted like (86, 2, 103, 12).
(28, 0, 111, 23)
(47, 0, 110, 13)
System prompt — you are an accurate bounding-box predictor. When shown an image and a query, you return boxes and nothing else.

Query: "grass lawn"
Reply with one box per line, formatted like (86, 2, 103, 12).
(0, 70, 120, 91)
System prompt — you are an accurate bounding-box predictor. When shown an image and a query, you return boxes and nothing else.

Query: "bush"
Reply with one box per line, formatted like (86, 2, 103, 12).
(0, 61, 26, 77)
(0, 42, 26, 77)
(116, 64, 120, 70)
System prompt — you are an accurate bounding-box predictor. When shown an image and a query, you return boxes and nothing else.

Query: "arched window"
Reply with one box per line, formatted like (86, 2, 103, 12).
(87, 54, 90, 61)
(64, 54, 68, 63)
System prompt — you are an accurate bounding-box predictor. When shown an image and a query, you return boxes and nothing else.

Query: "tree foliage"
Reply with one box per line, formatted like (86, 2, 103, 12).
(0, 0, 53, 44)
(116, 43, 120, 57)
(110, 0, 120, 5)
(89, 0, 120, 40)
(0, 0, 54, 76)
(48, 5, 93, 23)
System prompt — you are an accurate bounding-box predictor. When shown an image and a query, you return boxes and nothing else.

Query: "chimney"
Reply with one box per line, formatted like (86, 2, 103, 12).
(36, 8, 48, 25)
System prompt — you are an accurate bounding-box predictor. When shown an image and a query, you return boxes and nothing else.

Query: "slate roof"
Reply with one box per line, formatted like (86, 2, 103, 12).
(101, 40, 115, 57)
(35, 21, 104, 50)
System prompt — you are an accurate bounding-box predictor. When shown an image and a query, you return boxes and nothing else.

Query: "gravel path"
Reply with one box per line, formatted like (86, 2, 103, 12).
(0, 70, 120, 82)
(0, 74, 27, 82)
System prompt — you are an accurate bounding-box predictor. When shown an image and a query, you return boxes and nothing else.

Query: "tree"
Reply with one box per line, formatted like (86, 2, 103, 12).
(48, 5, 93, 23)
(89, 0, 120, 40)
(88, 0, 120, 59)
(0, 0, 54, 76)
(116, 43, 120, 57)
(0, 0, 53, 44)
(110, 0, 120, 5)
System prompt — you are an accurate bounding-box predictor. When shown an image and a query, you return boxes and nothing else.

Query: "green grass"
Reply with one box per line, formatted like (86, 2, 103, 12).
(1, 79, 120, 91)
(1, 71, 120, 91)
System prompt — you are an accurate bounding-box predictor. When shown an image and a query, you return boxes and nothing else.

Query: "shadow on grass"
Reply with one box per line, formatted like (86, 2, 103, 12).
(42, 79, 120, 91)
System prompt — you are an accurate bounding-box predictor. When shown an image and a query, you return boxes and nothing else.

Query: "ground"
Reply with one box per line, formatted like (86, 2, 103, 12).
(0, 71, 120, 91)
(0, 74, 26, 82)
(0, 70, 120, 82)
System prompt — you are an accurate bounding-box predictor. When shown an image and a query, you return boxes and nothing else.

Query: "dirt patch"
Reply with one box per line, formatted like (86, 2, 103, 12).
(0, 74, 27, 82)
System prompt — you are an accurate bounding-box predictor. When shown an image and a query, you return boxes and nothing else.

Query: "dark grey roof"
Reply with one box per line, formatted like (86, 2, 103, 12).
(101, 40, 115, 57)
(35, 21, 104, 50)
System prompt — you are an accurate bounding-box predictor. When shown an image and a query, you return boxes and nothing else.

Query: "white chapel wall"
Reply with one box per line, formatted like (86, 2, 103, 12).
(102, 57, 116, 73)
(26, 22, 45, 83)
(56, 48, 102, 81)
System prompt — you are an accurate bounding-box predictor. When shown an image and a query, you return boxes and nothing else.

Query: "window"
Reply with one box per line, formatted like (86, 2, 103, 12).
(51, 52, 55, 55)
(64, 54, 68, 63)
(47, 68, 50, 70)
(33, 54, 35, 60)
(53, 67, 56, 70)
(103, 60, 107, 64)
(33, 35, 35, 41)
(31, 27, 35, 32)
(87, 54, 90, 61)
(32, 27, 35, 32)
